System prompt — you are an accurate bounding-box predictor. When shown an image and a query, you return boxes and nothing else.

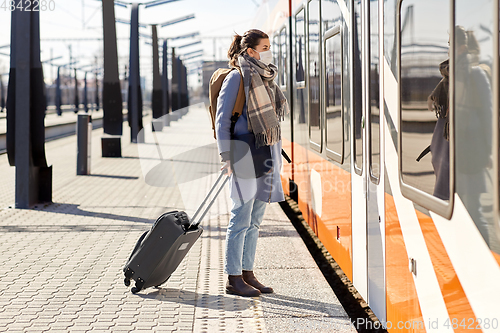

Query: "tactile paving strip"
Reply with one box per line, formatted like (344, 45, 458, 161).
(192, 191, 267, 333)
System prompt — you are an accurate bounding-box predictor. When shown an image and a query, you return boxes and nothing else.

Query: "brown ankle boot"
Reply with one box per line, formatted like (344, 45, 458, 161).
(242, 270, 273, 293)
(226, 275, 261, 297)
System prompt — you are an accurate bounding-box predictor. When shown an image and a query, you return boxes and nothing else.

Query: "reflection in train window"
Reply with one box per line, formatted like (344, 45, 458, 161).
(455, 0, 498, 253)
(322, 0, 343, 163)
(341, 9, 351, 169)
(384, 0, 397, 76)
(400, 0, 450, 199)
(308, 0, 321, 149)
(294, 9, 307, 127)
(322, 0, 341, 31)
(353, 0, 363, 172)
(278, 27, 291, 141)
(369, 0, 380, 181)
(324, 29, 343, 163)
(280, 27, 287, 88)
(273, 34, 280, 72)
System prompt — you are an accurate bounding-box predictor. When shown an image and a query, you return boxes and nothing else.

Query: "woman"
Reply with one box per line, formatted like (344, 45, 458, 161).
(427, 58, 450, 200)
(215, 29, 289, 297)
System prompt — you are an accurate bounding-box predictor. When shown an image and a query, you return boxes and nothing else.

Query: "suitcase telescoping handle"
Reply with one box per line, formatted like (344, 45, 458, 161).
(189, 169, 230, 228)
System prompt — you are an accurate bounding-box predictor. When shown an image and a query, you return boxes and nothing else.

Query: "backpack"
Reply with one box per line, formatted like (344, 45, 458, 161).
(208, 67, 245, 139)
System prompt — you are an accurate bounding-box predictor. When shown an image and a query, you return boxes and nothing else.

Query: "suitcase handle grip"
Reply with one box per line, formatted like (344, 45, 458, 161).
(189, 169, 229, 228)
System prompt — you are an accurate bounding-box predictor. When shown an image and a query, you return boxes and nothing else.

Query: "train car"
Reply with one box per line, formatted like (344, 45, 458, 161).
(252, 0, 500, 331)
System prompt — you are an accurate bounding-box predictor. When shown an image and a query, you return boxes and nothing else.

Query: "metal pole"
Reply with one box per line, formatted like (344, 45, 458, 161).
(171, 47, 180, 112)
(10, 4, 51, 207)
(77, 113, 90, 175)
(129, 3, 141, 143)
(181, 61, 188, 109)
(101, 0, 122, 135)
(6, 5, 17, 167)
(74, 68, 79, 113)
(30, 8, 49, 170)
(95, 55, 100, 111)
(50, 48, 53, 83)
(56, 66, 61, 115)
(0, 75, 4, 112)
(151, 25, 163, 126)
(177, 56, 181, 112)
(95, 72, 99, 110)
(69, 44, 73, 112)
(14, 5, 31, 208)
(162, 39, 170, 114)
(162, 39, 170, 126)
(101, 0, 122, 156)
(84, 72, 88, 113)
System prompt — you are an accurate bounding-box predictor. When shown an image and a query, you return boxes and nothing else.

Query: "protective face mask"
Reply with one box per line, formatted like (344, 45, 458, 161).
(254, 49, 273, 66)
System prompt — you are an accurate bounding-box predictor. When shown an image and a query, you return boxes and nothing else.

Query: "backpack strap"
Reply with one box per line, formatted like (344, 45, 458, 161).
(230, 67, 245, 137)
(416, 145, 431, 162)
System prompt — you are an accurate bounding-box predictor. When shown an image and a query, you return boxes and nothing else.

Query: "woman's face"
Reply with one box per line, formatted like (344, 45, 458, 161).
(247, 38, 270, 60)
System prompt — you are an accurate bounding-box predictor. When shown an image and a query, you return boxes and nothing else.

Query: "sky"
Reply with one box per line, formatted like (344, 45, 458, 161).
(0, 0, 262, 89)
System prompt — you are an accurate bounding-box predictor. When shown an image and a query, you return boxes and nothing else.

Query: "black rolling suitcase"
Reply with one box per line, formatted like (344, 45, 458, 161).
(123, 170, 229, 294)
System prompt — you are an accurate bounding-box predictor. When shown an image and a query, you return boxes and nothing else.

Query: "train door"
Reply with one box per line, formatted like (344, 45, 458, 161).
(365, 0, 385, 322)
(322, 0, 354, 283)
(351, 0, 386, 319)
(351, 0, 368, 302)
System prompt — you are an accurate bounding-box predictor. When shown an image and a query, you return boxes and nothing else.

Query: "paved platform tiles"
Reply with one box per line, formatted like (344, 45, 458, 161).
(0, 104, 355, 332)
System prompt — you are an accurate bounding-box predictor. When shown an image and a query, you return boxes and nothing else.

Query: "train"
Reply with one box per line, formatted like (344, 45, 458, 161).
(251, 0, 500, 331)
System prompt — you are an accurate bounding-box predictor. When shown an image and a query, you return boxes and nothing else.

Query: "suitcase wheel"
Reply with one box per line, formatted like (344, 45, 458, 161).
(131, 277, 145, 294)
(124, 278, 131, 287)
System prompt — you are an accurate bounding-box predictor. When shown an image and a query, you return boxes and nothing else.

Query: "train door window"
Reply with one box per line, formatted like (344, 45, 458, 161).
(322, 0, 343, 163)
(324, 27, 343, 163)
(455, 1, 498, 252)
(294, 8, 307, 128)
(353, 0, 363, 173)
(368, 0, 380, 182)
(280, 27, 287, 88)
(398, 0, 452, 216)
(308, 0, 322, 151)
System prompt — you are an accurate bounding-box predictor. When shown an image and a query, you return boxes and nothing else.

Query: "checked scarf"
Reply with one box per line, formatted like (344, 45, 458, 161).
(237, 53, 289, 148)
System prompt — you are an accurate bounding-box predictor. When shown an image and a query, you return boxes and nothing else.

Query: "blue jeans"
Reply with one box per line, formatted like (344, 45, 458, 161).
(224, 198, 267, 275)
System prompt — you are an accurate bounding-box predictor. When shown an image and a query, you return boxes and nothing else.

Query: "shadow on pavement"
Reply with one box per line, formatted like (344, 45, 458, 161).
(135, 287, 346, 318)
(200, 224, 301, 240)
(0, 223, 148, 232)
(260, 293, 347, 317)
(85, 174, 139, 180)
(24, 202, 174, 225)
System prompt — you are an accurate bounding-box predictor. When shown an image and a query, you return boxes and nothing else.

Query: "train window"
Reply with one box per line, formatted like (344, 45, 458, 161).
(308, 0, 322, 150)
(294, 8, 307, 128)
(368, 0, 380, 183)
(398, 0, 452, 215)
(324, 27, 343, 163)
(455, 1, 498, 252)
(353, 0, 363, 173)
(279, 27, 287, 88)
